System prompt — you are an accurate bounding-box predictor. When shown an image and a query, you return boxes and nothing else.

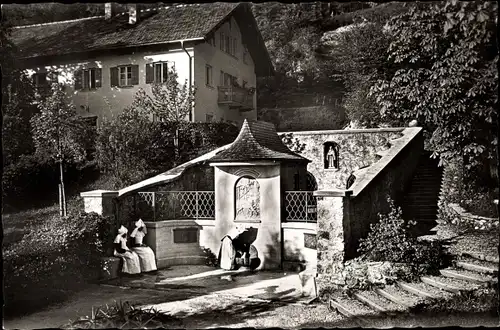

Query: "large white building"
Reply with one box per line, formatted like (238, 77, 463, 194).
(10, 3, 274, 125)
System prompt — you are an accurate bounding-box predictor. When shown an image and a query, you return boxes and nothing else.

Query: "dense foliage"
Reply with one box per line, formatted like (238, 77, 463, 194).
(132, 67, 195, 122)
(96, 97, 239, 188)
(63, 301, 181, 329)
(370, 0, 498, 171)
(358, 197, 448, 278)
(3, 211, 115, 316)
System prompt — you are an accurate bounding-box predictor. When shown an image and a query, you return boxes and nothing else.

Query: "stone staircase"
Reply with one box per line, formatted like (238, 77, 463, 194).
(401, 152, 444, 237)
(329, 252, 498, 325)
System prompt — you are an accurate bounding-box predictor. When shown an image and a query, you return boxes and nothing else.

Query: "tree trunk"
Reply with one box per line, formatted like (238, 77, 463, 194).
(60, 160, 67, 217)
(59, 184, 63, 217)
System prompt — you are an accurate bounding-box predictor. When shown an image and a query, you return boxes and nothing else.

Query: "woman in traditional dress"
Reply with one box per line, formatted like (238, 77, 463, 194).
(130, 219, 157, 273)
(218, 227, 243, 270)
(113, 225, 141, 275)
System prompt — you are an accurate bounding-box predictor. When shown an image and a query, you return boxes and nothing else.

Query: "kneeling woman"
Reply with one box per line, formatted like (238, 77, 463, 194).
(114, 225, 141, 275)
(130, 219, 157, 273)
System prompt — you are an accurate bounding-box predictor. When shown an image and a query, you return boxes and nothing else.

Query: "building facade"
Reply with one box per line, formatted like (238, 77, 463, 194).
(10, 3, 273, 125)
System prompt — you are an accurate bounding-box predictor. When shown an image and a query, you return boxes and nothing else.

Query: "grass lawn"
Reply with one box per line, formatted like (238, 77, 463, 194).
(2, 195, 100, 319)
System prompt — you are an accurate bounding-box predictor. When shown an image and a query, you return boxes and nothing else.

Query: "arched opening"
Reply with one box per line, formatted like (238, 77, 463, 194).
(324, 142, 340, 170)
(346, 173, 356, 189)
(235, 176, 260, 220)
(306, 172, 318, 191)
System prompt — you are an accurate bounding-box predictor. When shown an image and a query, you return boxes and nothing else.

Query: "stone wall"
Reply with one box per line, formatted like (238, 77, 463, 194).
(346, 128, 423, 258)
(282, 222, 317, 271)
(259, 105, 347, 132)
(313, 127, 424, 295)
(285, 129, 405, 191)
(144, 219, 215, 268)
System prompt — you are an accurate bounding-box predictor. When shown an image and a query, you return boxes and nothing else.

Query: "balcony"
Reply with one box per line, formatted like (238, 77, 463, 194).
(217, 86, 254, 111)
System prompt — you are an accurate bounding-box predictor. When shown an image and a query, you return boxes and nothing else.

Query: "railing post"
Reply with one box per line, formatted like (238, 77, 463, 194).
(196, 191, 199, 219)
(152, 192, 156, 222)
(305, 191, 308, 223)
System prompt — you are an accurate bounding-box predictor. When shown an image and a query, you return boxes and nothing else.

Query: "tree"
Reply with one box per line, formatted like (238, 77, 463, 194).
(1, 9, 38, 166)
(30, 83, 90, 216)
(370, 0, 498, 174)
(96, 103, 155, 188)
(132, 67, 195, 122)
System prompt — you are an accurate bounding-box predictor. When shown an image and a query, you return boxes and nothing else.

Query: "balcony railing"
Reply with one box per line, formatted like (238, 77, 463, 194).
(284, 191, 317, 223)
(217, 86, 254, 111)
(136, 191, 215, 221)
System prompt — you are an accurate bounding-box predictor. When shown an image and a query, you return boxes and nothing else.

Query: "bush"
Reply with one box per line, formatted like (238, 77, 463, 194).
(62, 301, 181, 329)
(358, 197, 448, 279)
(96, 113, 239, 189)
(439, 157, 498, 229)
(3, 211, 115, 316)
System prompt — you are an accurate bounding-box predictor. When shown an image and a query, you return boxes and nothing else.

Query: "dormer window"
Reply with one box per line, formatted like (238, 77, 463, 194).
(324, 142, 340, 170)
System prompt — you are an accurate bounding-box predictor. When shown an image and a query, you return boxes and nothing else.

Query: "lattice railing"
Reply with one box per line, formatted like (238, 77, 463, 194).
(284, 191, 317, 222)
(136, 191, 215, 221)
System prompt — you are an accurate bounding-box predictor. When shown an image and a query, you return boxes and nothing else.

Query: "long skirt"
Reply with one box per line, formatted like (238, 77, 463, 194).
(219, 237, 236, 270)
(132, 246, 157, 272)
(114, 250, 141, 274)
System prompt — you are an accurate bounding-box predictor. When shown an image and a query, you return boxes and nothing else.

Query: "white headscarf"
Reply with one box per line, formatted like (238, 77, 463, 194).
(118, 225, 128, 235)
(114, 225, 128, 244)
(131, 219, 146, 237)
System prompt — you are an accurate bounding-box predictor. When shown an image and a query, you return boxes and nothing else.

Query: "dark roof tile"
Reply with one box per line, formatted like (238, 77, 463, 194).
(10, 3, 238, 59)
(209, 120, 310, 163)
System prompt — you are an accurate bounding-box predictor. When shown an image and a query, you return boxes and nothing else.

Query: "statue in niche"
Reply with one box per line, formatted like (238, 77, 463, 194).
(326, 145, 338, 169)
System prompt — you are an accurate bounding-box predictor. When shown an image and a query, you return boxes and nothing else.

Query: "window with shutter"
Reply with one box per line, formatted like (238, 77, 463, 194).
(118, 66, 134, 86)
(33, 72, 48, 94)
(220, 32, 224, 50)
(131, 65, 139, 85)
(145, 63, 154, 84)
(205, 65, 212, 86)
(75, 70, 83, 90)
(110, 67, 119, 87)
(95, 68, 102, 88)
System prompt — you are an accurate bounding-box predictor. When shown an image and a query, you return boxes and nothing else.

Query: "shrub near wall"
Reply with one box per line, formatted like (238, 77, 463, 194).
(97, 119, 238, 189)
(3, 212, 115, 317)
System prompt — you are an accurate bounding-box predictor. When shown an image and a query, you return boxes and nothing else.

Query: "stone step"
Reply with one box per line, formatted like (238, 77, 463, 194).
(375, 285, 426, 308)
(329, 297, 377, 325)
(397, 281, 453, 300)
(440, 268, 497, 284)
(353, 290, 407, 314)
(456, 260, 498, 275)
(420, 276, 480, 294)
(459, 252, 499, 264)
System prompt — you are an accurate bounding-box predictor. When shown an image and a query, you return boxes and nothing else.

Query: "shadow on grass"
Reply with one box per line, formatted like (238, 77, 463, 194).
(163, 284, 304, 328)
(299, 310, 500, 328)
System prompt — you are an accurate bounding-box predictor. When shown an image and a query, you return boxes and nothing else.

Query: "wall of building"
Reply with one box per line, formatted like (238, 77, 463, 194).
(282, 222, 317, 270)
(212, 164, 281, 270)
(26, 15, 258, 126)
(194, 16, 257, 124)
(144, 219, 215, 268)
(285, 129, 406, 191)
(25, 48, 192, 123)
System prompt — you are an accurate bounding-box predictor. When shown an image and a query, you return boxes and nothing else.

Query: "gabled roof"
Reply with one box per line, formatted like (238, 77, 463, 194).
(209, 120, 310, 163)
(9, 3, 274, 77)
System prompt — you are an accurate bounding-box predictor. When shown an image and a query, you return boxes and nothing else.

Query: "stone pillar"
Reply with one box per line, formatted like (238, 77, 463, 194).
(313, 189, 352, 296)
(80, 190, 119, 217)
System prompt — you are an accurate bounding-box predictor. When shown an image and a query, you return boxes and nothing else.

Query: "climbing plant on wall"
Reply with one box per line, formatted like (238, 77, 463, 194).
(370, 0, 498, 173)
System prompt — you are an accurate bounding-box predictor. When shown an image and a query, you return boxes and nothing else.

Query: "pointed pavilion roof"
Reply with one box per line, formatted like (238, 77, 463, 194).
(209, 120, 310, 163)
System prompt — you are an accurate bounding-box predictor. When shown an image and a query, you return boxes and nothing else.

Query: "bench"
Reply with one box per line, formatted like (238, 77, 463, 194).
(100, 256, 122, 280)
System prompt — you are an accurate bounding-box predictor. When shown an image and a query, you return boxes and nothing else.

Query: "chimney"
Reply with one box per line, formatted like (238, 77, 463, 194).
(128, 4, 137, 24)
(105, 3, 112, 19)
